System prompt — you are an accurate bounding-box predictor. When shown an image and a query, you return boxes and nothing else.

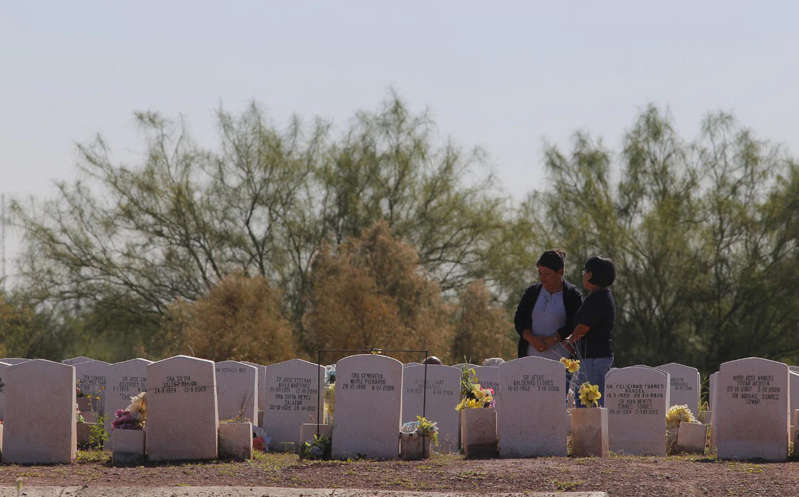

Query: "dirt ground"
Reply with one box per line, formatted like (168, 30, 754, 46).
(1, 451, 798, 497)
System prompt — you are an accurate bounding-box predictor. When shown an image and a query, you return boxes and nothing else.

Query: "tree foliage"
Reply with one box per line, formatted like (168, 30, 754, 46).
(451, 280, 515, 363)
(303, 222, 454, 363)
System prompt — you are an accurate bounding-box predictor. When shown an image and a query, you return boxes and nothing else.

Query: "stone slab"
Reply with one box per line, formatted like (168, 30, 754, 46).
(331, 354, 402, 459)
(106, 358, 151, 438)
(657, 362, 700, 415)
(716, 357, 789, 461)
(401, 364, 460, 452)
(497, 356, 567, 457)
(2, 359, 76, 463)
(605, 366, 669, 456)
(74, 359, 111, 416)
(216, 361, 258, 424)
(264, 359, 325, 450)
(242, 361, 268, 426)
(0, 361, 10, 420)
(146, 355, 218, 461)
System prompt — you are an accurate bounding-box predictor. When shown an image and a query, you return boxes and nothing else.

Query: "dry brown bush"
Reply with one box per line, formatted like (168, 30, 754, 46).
(303, 222, 454, 363)
(165, 273, 298, 363)
(451, 280, 515, 363)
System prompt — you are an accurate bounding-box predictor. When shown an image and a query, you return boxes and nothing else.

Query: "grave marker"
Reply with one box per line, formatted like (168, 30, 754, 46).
(146, 355, 218, 461)
(497, 356, 567, 457)
(716, 357, 789, 461)
(605, 366, 669, 455)
(216, 360, 258, 424)
(263, 358, 324, 450)
(0, 361, 9, 420)
(657, 362, 700, 415)
(106, 358, 152, 436)
(2, 359, 76, 463)
(0, 358, 28, 365)
(401, 364, 460, 452)
(242, 361, 268, 426)
(62, 356, 95, 365)
(74, 359, 111, 415)
(331, 354, 402, 459)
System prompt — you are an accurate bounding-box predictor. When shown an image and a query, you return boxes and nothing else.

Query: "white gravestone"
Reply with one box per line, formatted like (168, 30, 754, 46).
(146, 355, 218, 461)
(105, 358, 152, 437)
(657, 363, 700, 415)
(0, 358, 28, 365)
(0, 361, 10, 420)
(242, 361, 268, 426)
(605, 366, 670, 456)
(264, 358, 324, 450)
(216, 360, 258, 424)
(401, 364, 460, 452)
(62, 356, 95, 365)
(790, 366, 799, 374)
(331, 354, 402, 459)
(74, 359, 111, 415)
(497, 356, 567, 457)
(790, 372, 799, 426)
(2, 359, 76, 463)
(716, 357, 789, 461)
(709, 371, 719, 449)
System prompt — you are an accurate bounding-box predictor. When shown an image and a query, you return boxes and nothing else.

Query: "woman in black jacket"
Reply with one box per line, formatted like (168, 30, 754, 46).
(513, 250, 583, 360)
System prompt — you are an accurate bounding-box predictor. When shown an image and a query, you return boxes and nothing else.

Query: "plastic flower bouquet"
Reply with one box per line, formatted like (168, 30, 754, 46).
(578, 382, 602, 407)
(112, 392, 147, 430)
(665, 404, 697, 430)
(560, 357, 581, 374)
(455, 368, 494, 411)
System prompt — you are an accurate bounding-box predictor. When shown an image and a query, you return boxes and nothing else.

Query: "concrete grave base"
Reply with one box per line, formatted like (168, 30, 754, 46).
(571, 407, 609, 457)
(111, 429, 145, 465)
(461, 408, 497, 458)
(218, 422, 253, 460)
(677, 422, 708, 454)
(399, 432, 432, 460)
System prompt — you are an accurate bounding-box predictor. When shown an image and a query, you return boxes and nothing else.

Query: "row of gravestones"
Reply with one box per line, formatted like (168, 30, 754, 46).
(1, 355, 798, 463)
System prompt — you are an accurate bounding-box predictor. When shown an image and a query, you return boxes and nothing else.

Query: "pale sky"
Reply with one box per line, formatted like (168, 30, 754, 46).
(2, 1, 798, 279)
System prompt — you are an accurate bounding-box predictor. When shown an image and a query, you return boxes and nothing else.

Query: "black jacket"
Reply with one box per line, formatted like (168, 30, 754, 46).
(513, 280, 583, 359)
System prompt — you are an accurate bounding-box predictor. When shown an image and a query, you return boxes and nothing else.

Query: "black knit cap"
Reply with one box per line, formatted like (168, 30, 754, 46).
(536, 250, 564, 272)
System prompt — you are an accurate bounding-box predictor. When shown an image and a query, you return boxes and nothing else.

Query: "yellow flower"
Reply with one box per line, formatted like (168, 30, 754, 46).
(578, 382, 601, 407)
(560, 357, 581, 374)
(665, 404, 696, 430)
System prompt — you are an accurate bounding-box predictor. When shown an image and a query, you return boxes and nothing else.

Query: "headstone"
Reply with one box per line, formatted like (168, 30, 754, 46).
(0, 361, 10, 420)
(62, 356, 95, 365)
(605, 366, 669, 455)
(0, 358, 28, 365)
(657, 362, 700, 415)
(263, 358, 325, 451)
(497, 356, 567, 457)
(74, 359, 111, 416)
(146, 355, 218, 461)
(481, 357, 505, 366)
(216, 360, 258, 424)
(242, 361, 268, 426)
(472, 366, 500, 396)
(709, 371, 719, 449)
(331, 354, 402, 459)
(790, 372, 799, 426)
(2, 359, 76, 463)
(105, 358, 152, 437)
(716, 357, 789, 461)
(401, 364, 460, 452)
(789, 366, 799, 374)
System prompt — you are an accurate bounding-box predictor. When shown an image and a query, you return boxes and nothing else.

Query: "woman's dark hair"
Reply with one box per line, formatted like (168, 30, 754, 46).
(537, 250, 565, 272)
(584, 256, 615, 287)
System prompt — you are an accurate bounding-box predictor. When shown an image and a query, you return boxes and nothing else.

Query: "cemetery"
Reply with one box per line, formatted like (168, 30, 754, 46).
(0, 353, 798, 496)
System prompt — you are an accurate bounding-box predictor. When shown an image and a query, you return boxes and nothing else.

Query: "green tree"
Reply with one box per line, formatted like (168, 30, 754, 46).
(451, 280, 515, 363)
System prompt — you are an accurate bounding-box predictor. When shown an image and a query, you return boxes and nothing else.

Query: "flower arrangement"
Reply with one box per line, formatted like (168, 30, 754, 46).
(112, 392, 147, 430)
(455, 368, 494, 411)
(400, 416, 440, 445)
(300, 433, 331, 460)
(665, 404, 697, 430)
(578, 382, 602, 407)
(560, 357, 580, 374)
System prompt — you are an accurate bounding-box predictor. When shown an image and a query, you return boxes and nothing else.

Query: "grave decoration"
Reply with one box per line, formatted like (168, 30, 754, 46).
(568, 359, 609, 457)
(399, 415, 439, 460)
(665, 404, 698, 454)
(457, 367, 497, 458)
(111, 392, 147, 465)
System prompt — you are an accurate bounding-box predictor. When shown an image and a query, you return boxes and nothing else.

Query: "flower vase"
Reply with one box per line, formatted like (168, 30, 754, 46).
(400, 432, 432, 460)
(461, 407, 497, 458)
(570, 407, 608, 457)
(218, 422, 253, 460)
(111, 429, 145, 465)
(676, 422, 708, 454)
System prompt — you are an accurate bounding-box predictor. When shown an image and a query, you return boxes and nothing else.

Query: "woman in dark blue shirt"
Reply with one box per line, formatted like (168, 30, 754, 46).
(565, 256, 616, 406)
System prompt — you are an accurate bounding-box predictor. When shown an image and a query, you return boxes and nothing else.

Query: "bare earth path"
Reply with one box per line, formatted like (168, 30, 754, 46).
(1, 452, 798, 497)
